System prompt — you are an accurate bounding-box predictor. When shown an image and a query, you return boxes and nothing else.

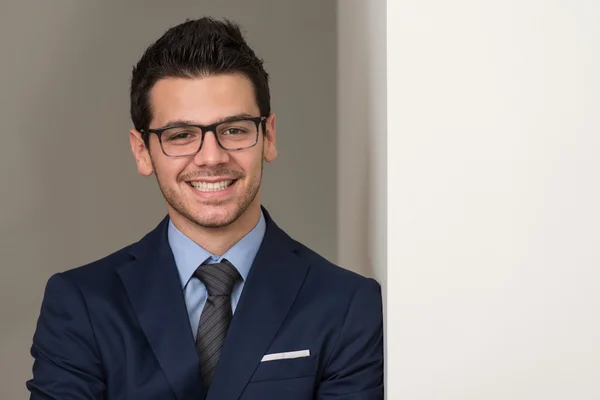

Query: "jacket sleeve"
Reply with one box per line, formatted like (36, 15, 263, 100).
(27, 273, 106, 399)
(317, 278, 384, 399)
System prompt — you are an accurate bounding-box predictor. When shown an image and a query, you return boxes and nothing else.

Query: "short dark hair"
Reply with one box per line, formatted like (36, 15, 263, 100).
(130, 17, 270, 146)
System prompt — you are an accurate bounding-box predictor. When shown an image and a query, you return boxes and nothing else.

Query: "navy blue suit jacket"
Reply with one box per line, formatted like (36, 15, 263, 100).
(27, 209, 383, 399)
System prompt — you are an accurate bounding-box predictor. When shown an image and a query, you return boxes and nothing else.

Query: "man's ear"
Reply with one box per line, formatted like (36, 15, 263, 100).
(262, 113, 277, 162)
(129, 129, 154, 176)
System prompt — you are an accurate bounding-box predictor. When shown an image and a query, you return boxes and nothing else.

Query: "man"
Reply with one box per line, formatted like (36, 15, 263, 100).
(27, 17, 383, 399)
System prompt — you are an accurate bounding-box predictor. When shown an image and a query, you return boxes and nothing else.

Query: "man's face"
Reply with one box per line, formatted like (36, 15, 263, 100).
(130, 73, 277, 229)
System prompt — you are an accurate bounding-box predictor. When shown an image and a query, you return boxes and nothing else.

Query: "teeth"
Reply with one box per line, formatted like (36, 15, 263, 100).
(190, 180, 233, 192)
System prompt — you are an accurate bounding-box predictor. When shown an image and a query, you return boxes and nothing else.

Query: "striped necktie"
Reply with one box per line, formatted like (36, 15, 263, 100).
(193, 260, 241, 389)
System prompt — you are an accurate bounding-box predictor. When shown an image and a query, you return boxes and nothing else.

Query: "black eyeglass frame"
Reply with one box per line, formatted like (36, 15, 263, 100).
(140, 115, 268, 157)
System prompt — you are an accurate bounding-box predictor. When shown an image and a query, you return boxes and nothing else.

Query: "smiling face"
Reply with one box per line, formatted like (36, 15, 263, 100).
(129, 73, 277, 232)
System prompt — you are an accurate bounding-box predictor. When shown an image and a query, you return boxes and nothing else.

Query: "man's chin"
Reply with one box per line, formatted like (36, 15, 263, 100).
(194, 217, 235, 229)
(190, 206, 240, 229)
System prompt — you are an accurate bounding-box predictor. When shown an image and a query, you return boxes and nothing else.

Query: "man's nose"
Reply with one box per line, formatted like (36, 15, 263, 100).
(193, 131, 229, 166)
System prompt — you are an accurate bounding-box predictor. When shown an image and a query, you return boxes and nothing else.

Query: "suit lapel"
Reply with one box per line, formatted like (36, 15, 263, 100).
(117, 217, 205, 400)
(207, 211, 311, 400)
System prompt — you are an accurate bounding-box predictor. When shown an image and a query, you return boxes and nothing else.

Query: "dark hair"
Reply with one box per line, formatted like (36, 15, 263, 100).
(130, 17, 270, 146)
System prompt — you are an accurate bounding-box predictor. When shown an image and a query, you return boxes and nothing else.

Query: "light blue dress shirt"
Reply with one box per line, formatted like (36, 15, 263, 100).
(167, 211, 266, 339)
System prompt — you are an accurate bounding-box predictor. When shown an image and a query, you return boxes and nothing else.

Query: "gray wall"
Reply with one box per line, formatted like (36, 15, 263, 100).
(0, 1, 337, 397)
(337, 0, 385, 279)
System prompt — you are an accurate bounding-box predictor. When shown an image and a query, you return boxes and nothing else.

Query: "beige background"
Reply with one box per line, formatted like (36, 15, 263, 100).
(0, 1, 340, 397)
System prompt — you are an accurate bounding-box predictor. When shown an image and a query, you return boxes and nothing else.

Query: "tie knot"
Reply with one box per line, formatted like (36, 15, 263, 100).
(194, 260, 241, 297)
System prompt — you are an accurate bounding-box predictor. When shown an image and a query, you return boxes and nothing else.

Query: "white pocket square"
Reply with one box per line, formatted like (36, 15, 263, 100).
(261, 349, 311, 362)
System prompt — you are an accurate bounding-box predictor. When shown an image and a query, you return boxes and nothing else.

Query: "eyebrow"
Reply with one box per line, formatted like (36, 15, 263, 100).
(160, 113, 257, 129)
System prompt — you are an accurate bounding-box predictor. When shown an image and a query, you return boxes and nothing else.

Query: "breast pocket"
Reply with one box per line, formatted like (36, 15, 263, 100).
(250, 355, 318, 383)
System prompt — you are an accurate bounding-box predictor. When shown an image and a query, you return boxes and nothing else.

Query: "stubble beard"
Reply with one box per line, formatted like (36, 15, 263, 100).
(153, 159, 263, 230)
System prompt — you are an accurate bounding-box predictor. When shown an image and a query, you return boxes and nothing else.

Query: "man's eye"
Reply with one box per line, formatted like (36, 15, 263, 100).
(167, 131, 196, 140)
(224, 128, 245, 135)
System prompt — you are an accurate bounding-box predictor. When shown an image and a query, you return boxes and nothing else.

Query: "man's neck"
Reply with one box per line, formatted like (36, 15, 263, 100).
(168, 206, 261, 256)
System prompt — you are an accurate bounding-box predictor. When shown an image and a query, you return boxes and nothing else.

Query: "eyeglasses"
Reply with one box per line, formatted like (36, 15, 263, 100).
(141, 116, 267, 157)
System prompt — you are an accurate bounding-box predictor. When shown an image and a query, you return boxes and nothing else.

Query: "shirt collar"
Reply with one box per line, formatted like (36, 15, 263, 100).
(168, 211, 266, 289)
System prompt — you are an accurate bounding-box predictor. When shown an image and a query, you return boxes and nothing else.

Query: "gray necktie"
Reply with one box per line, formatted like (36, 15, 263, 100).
(194, 260, 241, 389)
